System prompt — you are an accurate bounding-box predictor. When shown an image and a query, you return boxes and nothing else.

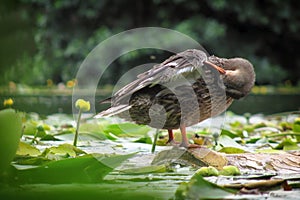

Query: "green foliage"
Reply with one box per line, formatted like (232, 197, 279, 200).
(175, 172, 234, 199)
(0, 108, 300, 198)
(13, 153, 135, 184)
(1, 0, 299, 85)
(0, 109, 22, 175)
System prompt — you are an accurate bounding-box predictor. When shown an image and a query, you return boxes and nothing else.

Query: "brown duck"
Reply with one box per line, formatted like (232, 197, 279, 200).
(96, 49, 255, 147)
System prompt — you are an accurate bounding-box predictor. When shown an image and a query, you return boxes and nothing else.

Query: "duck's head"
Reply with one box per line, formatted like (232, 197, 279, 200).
(207, 56, 255, 99)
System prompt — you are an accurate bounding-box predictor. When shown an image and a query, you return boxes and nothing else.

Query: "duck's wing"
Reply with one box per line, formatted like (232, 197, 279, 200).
(110, 49, 208, 104)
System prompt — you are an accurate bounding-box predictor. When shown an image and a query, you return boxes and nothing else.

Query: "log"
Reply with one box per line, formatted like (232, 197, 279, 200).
(152, 147, 300, 173)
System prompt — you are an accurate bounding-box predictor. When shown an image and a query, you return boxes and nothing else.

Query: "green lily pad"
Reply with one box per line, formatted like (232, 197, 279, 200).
(275, 138, 299, 151)
(175, 172, 235, 199)
(217, 135, 249, 153)
(42, 143, 86, 159)
(218, 146, 246, 154)
(16, 141, 41, 156)
(134, 135, 152, 144)
(120, 164, 167, 174)
(13, 153, 135, 184)
(103, 123, 151, 136)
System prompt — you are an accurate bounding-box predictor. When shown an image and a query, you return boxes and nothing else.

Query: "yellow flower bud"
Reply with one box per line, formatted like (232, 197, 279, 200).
(67, 79, 76, 88)
(3, 98, 14, 107)
(75, 99, 90, 112)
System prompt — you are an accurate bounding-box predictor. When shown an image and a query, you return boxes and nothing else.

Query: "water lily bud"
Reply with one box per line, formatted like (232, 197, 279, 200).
(219, 165, 241, 176)
(195, 166, 219, 177)
(3, 98, 14, 107)
(75, 99, 90, 112)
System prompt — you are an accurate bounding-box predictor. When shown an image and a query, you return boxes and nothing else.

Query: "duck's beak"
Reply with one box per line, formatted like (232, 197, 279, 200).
(204, 61, 226, 74)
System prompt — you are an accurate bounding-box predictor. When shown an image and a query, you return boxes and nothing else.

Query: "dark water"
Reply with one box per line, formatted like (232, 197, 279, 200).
(1, 94, 299, 115)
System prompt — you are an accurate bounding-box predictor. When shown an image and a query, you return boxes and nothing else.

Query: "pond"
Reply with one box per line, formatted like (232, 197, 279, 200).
(1, 93, 299, 115)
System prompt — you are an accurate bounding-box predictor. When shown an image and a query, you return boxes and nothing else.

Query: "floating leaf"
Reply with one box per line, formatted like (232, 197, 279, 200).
(275, 138, 299, 151)
(218, 147, 246, 154)
(16, 141, 41, 156)
(120, 164, 167, 174)
(221, 129, 239, 139)
(42, 143, 86, 159)
(134, 135, 152, 144)
(217, 135, 249, 153)
(175, 172, 235, 199)
(14, 153, 135, 184)
(23, 120, 38, 135)
(103, 123, 151, 136)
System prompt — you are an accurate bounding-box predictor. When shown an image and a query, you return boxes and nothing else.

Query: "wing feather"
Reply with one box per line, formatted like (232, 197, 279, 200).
(103, 49, 207, 105)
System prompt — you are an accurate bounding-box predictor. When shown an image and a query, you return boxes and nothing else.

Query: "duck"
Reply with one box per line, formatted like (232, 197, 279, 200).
(95, 49, 255, 148)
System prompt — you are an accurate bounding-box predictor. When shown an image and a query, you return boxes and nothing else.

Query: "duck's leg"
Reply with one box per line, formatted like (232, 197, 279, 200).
(179, 125, 199, 148)
(166, 129, 178, 145)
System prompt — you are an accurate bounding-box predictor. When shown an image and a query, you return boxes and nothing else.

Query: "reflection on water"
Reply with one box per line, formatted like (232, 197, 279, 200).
(0, 94, 299, 115)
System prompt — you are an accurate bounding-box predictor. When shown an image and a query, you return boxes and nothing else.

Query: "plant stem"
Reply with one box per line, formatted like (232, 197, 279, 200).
(151, 129, 159, 153)
(73, 109, 82, 146)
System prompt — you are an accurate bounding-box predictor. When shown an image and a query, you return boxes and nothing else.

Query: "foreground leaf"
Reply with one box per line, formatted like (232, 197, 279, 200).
(16, 141, 41, 156)
(12, 153, 135, 184)
(175, 173, 235, 199)
(103, 123, 151, 136)
(0, 109, 22, 175)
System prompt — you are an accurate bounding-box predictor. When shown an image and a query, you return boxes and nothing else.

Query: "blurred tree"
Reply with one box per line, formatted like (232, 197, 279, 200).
(1, 0, 299, 86)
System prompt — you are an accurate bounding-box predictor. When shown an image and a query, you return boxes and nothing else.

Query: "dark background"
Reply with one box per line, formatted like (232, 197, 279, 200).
(1, 0, 300, 86)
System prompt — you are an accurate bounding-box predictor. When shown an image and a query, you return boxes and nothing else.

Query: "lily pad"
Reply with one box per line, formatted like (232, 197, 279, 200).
(13, 153, 135, 184)
(16, 141, 41, 156)
(175, 172, 235, 199)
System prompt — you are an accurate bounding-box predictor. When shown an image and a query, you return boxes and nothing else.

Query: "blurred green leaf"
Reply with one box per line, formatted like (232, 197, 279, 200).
(0, 109, 22, 175)
(23, 120, 38, 135)
(16, 141, 41, 156)
(42, 143, 86, 160)
(217, 135, 248, 151)
(13, 153, 134, 184)
(175, 172, 234, 199)
(275, 138, 299, 151)
(218, 147, 246, 154)
(134, 135, 152, 144)
(220, 129, 239, 138)
(103, 123, 151, 136)
(120, 165, 167, 174)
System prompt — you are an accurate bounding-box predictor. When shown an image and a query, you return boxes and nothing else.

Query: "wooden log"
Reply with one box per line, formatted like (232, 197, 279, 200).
(152, 147, 300, 173)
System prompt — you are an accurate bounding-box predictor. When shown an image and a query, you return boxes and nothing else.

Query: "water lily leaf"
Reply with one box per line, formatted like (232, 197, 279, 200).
(14, 156, 50, 165)
(79, 123, 105, 136)
(293, 119, 300, 133)
(134, 135, 152, 144)
(42, 143, 86, 159)
(23, 120, 38, 135)
(16, 141, 41, 156)
(40, 134, 60, 141)
(175, 173, 235, 199)
(217, 135, 248, 151)
(120, 164, 167, 174)
(14, 153, 135, 184)
(103, 123, 150, 136)
(221, 129, 239, 138)
(218, 147, 246, 154)
(275, 138, 299, 151)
